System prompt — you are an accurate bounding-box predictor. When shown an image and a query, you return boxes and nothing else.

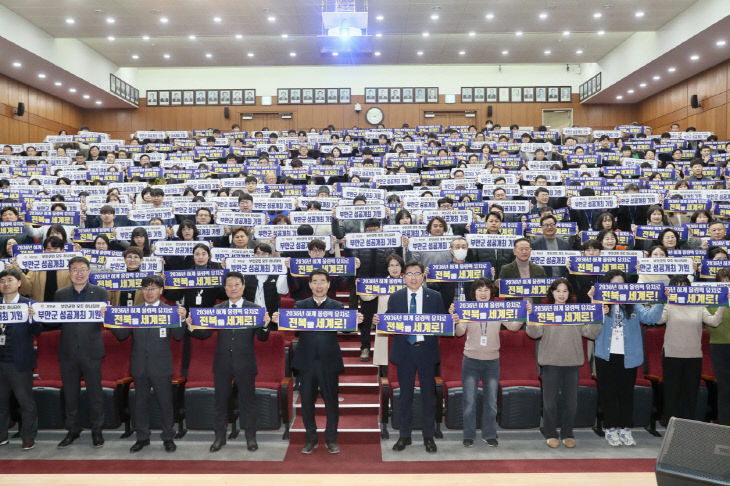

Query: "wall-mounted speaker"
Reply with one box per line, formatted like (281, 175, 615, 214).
(14, 102, 25, 117)
(223, 107, 230, 119)
(487, 105, 493, 117)
(690, 94, 700, 109)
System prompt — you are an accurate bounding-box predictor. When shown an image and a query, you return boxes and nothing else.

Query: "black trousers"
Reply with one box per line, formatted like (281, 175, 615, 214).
(60, 357, 103, 433)
(396, 354, 436, 440)
(214, 366, 257, 441)
(359, 299, 378, 350)
(711, 344, 730, 426)
(541, 365, 579, 440)
(133, 374, 174, 441)
(0, 362, 37, 441)
(662, 356, 701, 422)
(595, 354, 637, 429)
(299, 362, 339, 443)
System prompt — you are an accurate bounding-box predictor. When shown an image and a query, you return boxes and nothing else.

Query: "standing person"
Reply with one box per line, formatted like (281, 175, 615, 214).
(658, 275, 725, 422)
(0, 268, 41, 450)
(526, 278, 601, 448)
(366, 254, 405, 369)
(191, 271, 271, 453)
(272, 269, 362, 454)
(376, 260, 445, 454)
(588, 270, 664, 447)
(18, 236, 71, 301)
(109, 275, 187, 453)
(50, 256, 110, 448)
(709, 268, 730, 425)
(449, 278, 524, 447)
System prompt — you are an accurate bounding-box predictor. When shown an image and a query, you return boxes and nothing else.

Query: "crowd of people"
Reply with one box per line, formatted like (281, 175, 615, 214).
(0, 120, 728, 457)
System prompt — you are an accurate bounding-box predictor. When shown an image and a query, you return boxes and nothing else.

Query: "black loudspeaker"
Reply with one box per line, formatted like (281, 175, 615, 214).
(655, 418, 730, 486)
(690, 94, 700, 109)
(15, 102, 25, 117)
(223, 107, 230, 119)
(487, 105, 493, 117)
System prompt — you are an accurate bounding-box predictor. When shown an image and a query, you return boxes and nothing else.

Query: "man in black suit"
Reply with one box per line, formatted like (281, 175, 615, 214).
(109, 275, 187, 453)
(51, 256, 110, 448)
(0, 268, 41, 450)
(191, 271, 271, 453)
(272, 268, 363, 455)
(375, 260, 445, 453)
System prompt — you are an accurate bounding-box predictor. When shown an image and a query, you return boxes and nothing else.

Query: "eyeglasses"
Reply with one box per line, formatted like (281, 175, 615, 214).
(69, 268, 90, 274)
(405, 272, 423, 278)
(142, 286, 162, 291)
(541, 222, 556, 227)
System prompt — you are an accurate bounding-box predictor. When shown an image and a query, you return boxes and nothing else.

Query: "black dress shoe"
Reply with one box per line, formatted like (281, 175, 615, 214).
(392, 437, 411, 451)
(130, 439, 150, 453)
(163, 440, 176, 452)
(325, 440, 339, 454)
(57, 432, 80, 449)
(246, 438, 258, 452)
(92, 431, 104, 448)
(301, 441, 317, 454)
(424, 437, 437, 453)
(463, 439, 474, 447)
(209, 438, 226, 453)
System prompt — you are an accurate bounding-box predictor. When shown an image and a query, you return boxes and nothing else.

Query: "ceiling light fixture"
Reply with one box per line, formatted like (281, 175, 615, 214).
(65, 17, 75, 24)
(593, 12, 602, 18)
(544, 49, 551, 55)
(54, 81, 62, 86)
(267, 15, 276, 22)
(635, 11, 645, 18)
(627, 89, 635, 94)
(563, 30, 570, 36)
(159, 16, 168, 23)
(12, 61, 21, 67)
(205, 53, 213, 58)
(332, 52, 339, 56)
(163, 53, 170, 59)
(37, 73, 46, 79)
(430, 13, 439, 20)
(235, 34, 243, 39)
(95, 100, 102, 105)
(668, 66, 676, 72)
(575, 49, 583, 54)
(485, 13, 494, 20)
(142, 35, 150, 40)
(69, 88, 77, 93)
(375, 32, 382, 37)
(639, 82, 647, 87)
(132, 54, 139, 59)
(106, 17, 115, 24)
(188, 34, 196, 40)
(422, 32, 429, 37)
(289, 51, 296, 57)
(417, 50, 424, 56)
(468, 31, 475, 37)
(502, 50, 509, 55)
(539, 12, 548, 19)
(616, 95, 623, 100)
(374, 51, 381, 56)
(213, 16, 222, 23)
(247, 52, 254, 57)
(515, 31, 523, 36)
(717, 39, 727, 46)
(83, 94, 90, 99)
(690, 54, 699, 61)
(597, 30, 605, 35)
(107, 35, 115, 41)
(376, 15, 384, 21)
(459, 50, 466, 55)
(652, 75, 660, 80)
(281, 33, 288, 38)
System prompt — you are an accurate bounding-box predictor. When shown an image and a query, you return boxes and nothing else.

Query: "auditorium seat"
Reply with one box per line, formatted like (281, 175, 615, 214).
(253, 331, 292, 439)
(700, 329, 717, 422)
(498, 330, 541, 429)
(438, 334, 468, 430)
(184, 333, 219, 432)
(574, 339, 598, 428)
(33, 330, 65, 429)
(633, 365, 654, 429)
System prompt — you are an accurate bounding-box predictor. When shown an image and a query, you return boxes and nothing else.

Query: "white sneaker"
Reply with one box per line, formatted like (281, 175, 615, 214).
(605, 428, 621, 447)
(618, 428, 636, 446)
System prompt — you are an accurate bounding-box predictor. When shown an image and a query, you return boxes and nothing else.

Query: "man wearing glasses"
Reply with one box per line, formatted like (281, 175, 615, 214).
(530, 214, 572, 278)
(375, 261, 445, 453)
(50, 256, 110, 449)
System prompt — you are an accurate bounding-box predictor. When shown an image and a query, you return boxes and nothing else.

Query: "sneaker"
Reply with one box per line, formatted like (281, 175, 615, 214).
(618, 428, 636, 446)
(360, 348, 370, 362)
(0, 439, 9, 446)
(21, 439, 35, 451)
(484, 438, 498, 447)
(605, 428, 622, 447)
(546, 438, 560, 448)
(562, 438, 576, 448)
(463, 439, 474, 448)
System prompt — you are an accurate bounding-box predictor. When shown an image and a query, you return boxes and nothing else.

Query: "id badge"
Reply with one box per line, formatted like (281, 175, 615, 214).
(195, 292, 203, 306)
(159, 328, 167, 338)
(480, 335, 487, 347)
(0, 335, 5, 346)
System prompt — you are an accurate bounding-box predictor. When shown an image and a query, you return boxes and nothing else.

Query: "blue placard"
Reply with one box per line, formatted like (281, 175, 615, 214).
(528, 303, 603, 326)
(278, 309, 357, 332)
(355, 278, 406, 296)
(662, 199, 712, 213)
(593, 283, 666, 304)
(189, 306, 265, 329)
(666, 286, 728, 306)
(0, 221, 26, 236)
(568, 256, 638, 275)
(426, 262, 493, 282)
(454, 300, 527, 323)
(700, 259, 730, 279)
(74, 227, 116, 243)
(499, 278, 556, 298)
(634, 225, 689, 241)
(90, 271, 155, 291)
(164, 269, 228, 289)
(289, 258, 357, 278)
(375, 313, 454, 336)
(104, 306, 181, 329)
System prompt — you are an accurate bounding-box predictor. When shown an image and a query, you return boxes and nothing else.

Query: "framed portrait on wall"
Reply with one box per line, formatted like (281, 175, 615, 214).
(560, 86, 572, 102)
(158, 90, 170, 106)
(195, 90, 206, 105)
(231, 90, 243, 105)
(390, 88, 401, 103)
(244, 89, 255, 105)
(219, 90, 231, 105)
(146, 90, 158, 106)
(535, 87, 547, 102)
(414, 88, 426, 103)
(171, 90, 182, 105)
(498, 87, 510, 103)
(183, 90, 195, 105)
(207, 90, 219, 105)
(277, 89, 289, 104)
(339, 88, 351, 104)
(377, 88, 389, 103)
(474, 87, 485, 103)
(548, 87, 559, 102)
(290, 88, 301, 104)
(316, 88, 327, 104)
(327, 88, 339, 104)
(511, 87, 522, 103)
(302, 88, 314, 104)
(486, 87, 497, 102)
(523, 87, 535, 103)
(461, 87, 473, 103)
(402, 88, 414, 103)
(427, 87, 439, 103)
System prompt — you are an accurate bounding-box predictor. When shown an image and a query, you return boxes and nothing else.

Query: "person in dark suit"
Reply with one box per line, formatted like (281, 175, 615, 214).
(0, 268, 41, 450)
(375, 260, 445, 454)
(191, 271, 271, 453)
(272, 268, 363, 455)
(109, 275, 187, 453)
(530, 214, 573, 278)
(50, 256, 110, 449)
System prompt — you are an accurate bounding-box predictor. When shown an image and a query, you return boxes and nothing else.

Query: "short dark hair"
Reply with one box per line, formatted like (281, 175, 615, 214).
(364, 218, 381, 230)
(404, 260, 425, 273)
(0, 268, 22, 281)
(224, 271, 245, 285)
(468, 278, 497, 301)
(141, 275, 164, 288)
(513, 237, 531, 247)
(44, 236, 66, 250)
(100, 204, 116, 215)
(307, 238, 326, 252)
(540, 214, 557, 226)
(68, 256, 90, 269)
(124, 246, 144, 259)
(254, 242, 273, 254)
(309, 268, 330, 282)
(535, 187, 549, 197)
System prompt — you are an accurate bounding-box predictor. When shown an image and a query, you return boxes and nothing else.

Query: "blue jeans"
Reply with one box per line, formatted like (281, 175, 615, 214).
(462, 356, 499, 440)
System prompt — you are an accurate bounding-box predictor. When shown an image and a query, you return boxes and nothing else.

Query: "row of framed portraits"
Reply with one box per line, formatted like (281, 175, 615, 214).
(146, 89, 257, 106)
(277, 88, 350, 105)
(110, 74, 139, 106)
(460, 86, 572, 103)
(364, 87, 439, 104)
(579, 73, 602, 102)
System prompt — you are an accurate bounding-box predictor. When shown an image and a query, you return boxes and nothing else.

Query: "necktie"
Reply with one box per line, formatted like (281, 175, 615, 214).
(231, 303, 238, 308)
(408, 293, 417, 344)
